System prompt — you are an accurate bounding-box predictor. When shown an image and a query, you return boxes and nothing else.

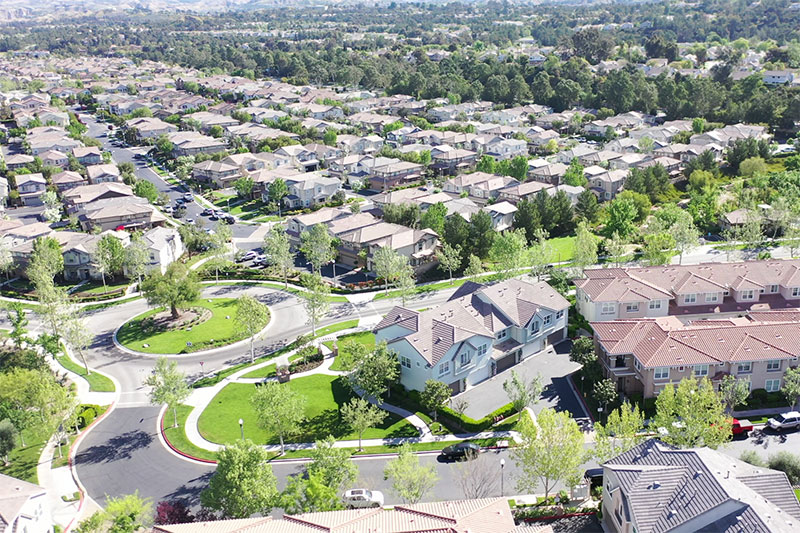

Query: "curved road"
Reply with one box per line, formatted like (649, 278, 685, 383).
(72, 283, 464, 507)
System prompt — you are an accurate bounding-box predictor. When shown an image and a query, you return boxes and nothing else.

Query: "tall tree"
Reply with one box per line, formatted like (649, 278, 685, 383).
(593, 402, 645, 462)
(28, 236, 64, 282)
(251, 382, 306, 454)
(528, 228, 551, 280)
(234, 295, 270, 363)
(593, 378, 618, 420)
(124, 233, 150, 287)
(341, 341, 399, 404)
(6, 302, 28, 348)
(468, 210, 495, 259)
(512, 409, 585, 501)
(0, 368, 74, 447)
(436, 242, 462, 282)
(653, 377, 731, 449)
(268, 178, 289, 216)
(263, 226, 295, 288)
(490, 228, 528, 279)
(340, 397, 387, 451)
(718, 375, 751, 414)
(143, 357, 190, 428)
(573, 220, 598, 274)
(96, 233, 125, 292)
(420, 379, 451, 422)
(200, 439, 278, 518)
(372, 246, 407, 294)
(383, 443, 439, 504)
(396, 263, 416, 306)
(604, 197, 638, 238)
(605, 231, 627, 268)
(307, 435, 358, 491)
(420, 202, 447, 236)
(140, 262, 200, 319)
(575, 190, 599, 223)
(300, 224, 335, 275)
(62, 315, 94, 375)
(0, 419, 17, 465)
(301, 273, 330, 336)
(782, 367, 800, 409)
(464, 254, 483, 279)
(503, 370, 543, 415)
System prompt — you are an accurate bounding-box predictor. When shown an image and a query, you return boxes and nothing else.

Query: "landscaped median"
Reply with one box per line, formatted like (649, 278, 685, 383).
(115, 297, 269, 354)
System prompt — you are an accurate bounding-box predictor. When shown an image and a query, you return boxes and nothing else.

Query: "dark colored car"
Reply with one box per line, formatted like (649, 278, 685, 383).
(441, 442, 480, 460)
(223, 215, 235, 224)
(584, 467, 603, 490)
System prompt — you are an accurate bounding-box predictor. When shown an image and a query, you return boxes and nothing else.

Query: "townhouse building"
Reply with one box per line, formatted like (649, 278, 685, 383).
(375, 279, 569, 393)
(125, 117, 178, 140)
(86, 164, 121, 184)
(16, 173, 47, 206)
(192, 160, 242, 188)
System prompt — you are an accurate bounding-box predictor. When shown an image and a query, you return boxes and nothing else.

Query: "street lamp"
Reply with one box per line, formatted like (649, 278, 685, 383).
(500, 458, 505, 497)
(239, 418, 244, 441)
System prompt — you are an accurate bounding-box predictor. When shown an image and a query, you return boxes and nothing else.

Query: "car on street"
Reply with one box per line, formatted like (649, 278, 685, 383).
(176, 197, 185, 205)
(731, 418, 753, 437)
(201, 208, 213, 216)
(252, 254, 267, 265)
(342, 489, 383, 509)
(440, 442, 480, 460)
(222, 215, 235, 224)
(162, 205, 173, 214)
(185, 218, 194, 224)
(237, 251, 257, 262)
(768, 411, 800, 431)
(183, 193, 193, 202)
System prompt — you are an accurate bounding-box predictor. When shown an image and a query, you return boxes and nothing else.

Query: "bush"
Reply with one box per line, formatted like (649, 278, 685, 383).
(438, 402, 517, 433)
(768, 452, 800, 485)
(739, 450, 765, 467)
(78, 407, 96, 428)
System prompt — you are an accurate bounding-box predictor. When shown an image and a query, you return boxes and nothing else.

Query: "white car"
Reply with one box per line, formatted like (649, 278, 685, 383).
(162, 205, 173, 214)
(238, 251, 257, 262)
(767, 411, 800, 431)
(342, 489, 383, 509)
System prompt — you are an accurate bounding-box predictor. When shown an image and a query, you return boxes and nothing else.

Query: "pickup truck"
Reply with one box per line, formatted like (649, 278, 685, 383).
(732, 418, 753, 436)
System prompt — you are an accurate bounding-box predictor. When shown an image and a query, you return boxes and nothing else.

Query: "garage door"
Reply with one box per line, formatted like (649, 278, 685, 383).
(495, 353, 517, 373)
(547, 330, 565, 346)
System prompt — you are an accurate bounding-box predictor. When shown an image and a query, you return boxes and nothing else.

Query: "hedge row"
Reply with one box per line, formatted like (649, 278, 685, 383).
(438, 402, 517, 433)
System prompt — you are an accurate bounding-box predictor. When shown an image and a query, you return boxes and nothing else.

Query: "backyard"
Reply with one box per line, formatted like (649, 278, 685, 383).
(116, 298, 266, 354)
(197, 374, 418, 445)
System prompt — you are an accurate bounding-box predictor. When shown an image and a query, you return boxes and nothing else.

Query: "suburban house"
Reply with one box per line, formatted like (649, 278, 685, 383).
(485, 138, 528, 160)
(63, 182, 134, 214)
(498, 180, 552, 204)
(16, 173, 47, 206)
(0, 221, 52, 248)
(430, 148, 479, 175)
(182, 111, 238, 132)
(192, 160, 242, 188)
(337, 222, 439, 274)
(574, 260, 800, 322)
(368, 160, 424, 191)
(142, 226, 184, 274)
(86, 164, 121, 184)
(590, 169, 628, 201)
(62, 232, 127, 281)
(281, 172, 341, 209)
(602, 439, 800, 533)
(125, 117, 178, 140)
(78, 197, 167, 232)
(5, 153, 35, 170)
(274, 145, 320, 172)
(52, 170, 86, 191)
(375, 278, 569, 393)
(285, 206, 353, 248)
(0, 473, 51, 533)
(154, 498, 520, 533)
(72, 146, 103, 166)
(483, 201, 518, 231)
(39, 149, 69, 168)
(167, 131, 227, 157)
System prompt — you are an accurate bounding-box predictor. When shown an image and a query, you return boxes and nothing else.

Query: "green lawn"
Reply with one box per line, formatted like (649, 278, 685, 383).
(795, 488, 800, 502)
(163, 404, 218, 462)
(73, 279, 130, 295)
(0, 427, 53, 483)
(323, 331, 375, 371)
(545, 236, 576, 263)
(116, 298, 266, 354)
(241, 354, 301, 379)
(372, 273, 500, 301)
(55, 352, 115, 392)
(270, 437, 503, 460)
(198, 375, 417, 445)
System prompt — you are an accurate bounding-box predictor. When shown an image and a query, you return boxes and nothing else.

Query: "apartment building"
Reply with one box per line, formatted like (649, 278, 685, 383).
(375, 278, 569, 393)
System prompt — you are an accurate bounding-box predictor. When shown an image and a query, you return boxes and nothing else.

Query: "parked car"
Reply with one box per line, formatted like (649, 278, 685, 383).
(183, 193, 194, 202)
(223, 215, 235, 224)
(731, 418, 753, 437)
(342, 489, 383, 509)
(238, 251, 257, 262)
(440, 442, 480, 460)
(201, 208, 213, 216)
(252, 254, 267, 265)
(768, 412, 800, 431)
(185, 218, 194, 224)
(162, 205, 173, 214)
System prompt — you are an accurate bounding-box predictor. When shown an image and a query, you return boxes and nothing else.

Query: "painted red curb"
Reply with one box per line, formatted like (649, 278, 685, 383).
(159, 412, 218, 465)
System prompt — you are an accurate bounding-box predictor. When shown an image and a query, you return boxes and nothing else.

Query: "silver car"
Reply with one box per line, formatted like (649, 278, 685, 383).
(767, 411, 800, 431)
(342, 489, 384, 509)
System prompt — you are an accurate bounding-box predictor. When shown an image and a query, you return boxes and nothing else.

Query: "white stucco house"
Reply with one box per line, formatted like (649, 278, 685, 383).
(142, 226, 184, 274)
(374, 278, 570, 393)
(0, 473, 52, 533)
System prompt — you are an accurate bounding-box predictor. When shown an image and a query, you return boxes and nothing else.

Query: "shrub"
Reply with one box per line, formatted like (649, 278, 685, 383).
(78, 407, 96, 428)
(768, 452, 800, 485)
(739, 450, 765, 467)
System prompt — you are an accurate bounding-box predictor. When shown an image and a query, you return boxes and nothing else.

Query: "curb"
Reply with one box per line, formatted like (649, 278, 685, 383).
(158, 405, 218, 466)
(569, 373, 595, 423)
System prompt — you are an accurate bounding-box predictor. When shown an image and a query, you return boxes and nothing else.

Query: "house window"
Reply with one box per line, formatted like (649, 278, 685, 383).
(792, 287, 800, 298)
(767, 360, 782, 372)
(684, 294, 697, 304)
(556, 310, 564, 319)
(737, 362, 752, 374)
(626, 303, 639, 313)
(543, 315, 552, 326)
(439, 361, 450, 375)
(740, 289, 755, 300)
(649, 300, 662, 310)
(724, 290, 730, 296)
(496, 328, 508, 340)
(693, 364, 709, 377)
(705, 293, 719, 303)
(766, 379, 781, 392)
(601, 302, 616, 315)
(530, 321, 540, 334)
(477, 344, 488, 357)
(654, 367, 670, 380)
(460, 352, 472, 367)
(400, 356, 411, 369)
(770, 285, 779, 293)
(634, 358, 641, 371)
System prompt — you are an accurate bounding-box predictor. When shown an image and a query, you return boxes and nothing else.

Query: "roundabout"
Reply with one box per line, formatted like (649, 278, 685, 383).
(114, 297, 270, 355)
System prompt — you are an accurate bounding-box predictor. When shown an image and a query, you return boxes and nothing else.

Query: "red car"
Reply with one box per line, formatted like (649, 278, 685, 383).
(732, 418, 753, 436)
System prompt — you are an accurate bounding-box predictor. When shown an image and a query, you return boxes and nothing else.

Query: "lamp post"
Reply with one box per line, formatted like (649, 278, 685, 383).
(199, 361, 204, 375)
(239, 418, 244, 441)
(500, 458, 505, 497)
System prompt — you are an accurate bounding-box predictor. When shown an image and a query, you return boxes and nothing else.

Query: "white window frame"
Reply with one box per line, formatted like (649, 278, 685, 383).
(556, 310, 564, 319)
(705, 293, 719, 303)
(684, 294, 697, 304)
(793, 287, 800, 298)
(767, 360, 782, 372)
(736, 362, 752, 374)
(496, 328, 508, 340)
(769, 284, 779, 293)
(601, 302, 616, 315)
(740, 289, 755, 300)
(766, 379, 781, 393)
(530, 321, 540, 334)
(460, 352, 472, 367)
(649, 300, 662, 310)
(693, 364, 709, 377)
(477, 344, 488, 357)
(543, 315, 552, 326)
(634, 358, 641, 371)
(400, 356, 411, 369)
(439, 361, 450, 376)
(654, 367, 670, 380)
(626, 303, 639, 313)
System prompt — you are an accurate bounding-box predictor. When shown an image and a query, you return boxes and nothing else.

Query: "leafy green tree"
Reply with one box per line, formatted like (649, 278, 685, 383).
(468, 210, 495, 259)
(653, 377, 731, 449)
(143, 357, 190, 428)
(234, 295, 270, 363)
(420, 202, 447, 235)
(301, 273, 330, 336)
(27, 236, 64, 283)
(263, 226, 295, 288)
(279, 470, 341, 515)
(384, 443, 439, 504)
(133, 180, 159, 203)
(593, 402, 645, 462)
(527, 228, 551, 280)
(141, 262, 200, 319)
(718, 375, 751, 413)
(300, 224, 335, 275)
(251, 382, 307, 454)
(341, 341, 399, 404)
(396, 263, 416, 306)
(605, 231, 627, 267)
(616, 190, 651, 223)
(593, 378, 618, 419)
(200, 440, 278, 518)
(642, 232, 675, 266)
(0, 419, 17, 465)
(340, 397, 387, 451)
(563, 158, 586, 187)
(489, 228, 528, 278)
(6, 302, 28, 348)
(512, 409, 584, 501)
(0, 368, 74, 446)
(420, 379, 451, 422)
(604, 197, 638, 238)
(436, 242, 462, 281)
(739, 156, 767, 178)
(75, 491, 153, 533)
(96, 234, 125, 291)
(373, 246, 406, 294)
(233, 176, 255, 198)
(62, 315, 94, 375)
(464, 254, 483, 279)
(268, 178, 289, 216)
(308, 435, 358, 490)
(503, 370, 543, 415)
(573, 221, 598, 274)
(782, 367, 800, 409)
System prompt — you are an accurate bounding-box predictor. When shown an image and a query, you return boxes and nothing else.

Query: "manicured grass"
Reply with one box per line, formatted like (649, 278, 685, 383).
(372, 273, 499, 301)
(241, 354, 301, 379)
(795, 488, 800, 502)
(323, 331, 376, 372)
(545, 236, 576, 263)
(55, 352, 116, 392)
(313, 319, 359, 336)
(74, 279, 130, 295)
(83, 295, 142, 311)
(163, 404, 218, 462)
(198, 375, 417, 445)
(0, 427, 53, 483)
(270, 437, 505, 460)
(116, 298, 265, 354)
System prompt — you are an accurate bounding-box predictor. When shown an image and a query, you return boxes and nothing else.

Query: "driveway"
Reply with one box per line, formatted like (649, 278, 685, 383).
(455, 340, 586, 420)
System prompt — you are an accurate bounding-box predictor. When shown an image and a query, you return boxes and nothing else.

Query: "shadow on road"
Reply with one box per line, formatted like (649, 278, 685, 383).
(74, 429, 154, 465)
(164, 471, 215, 502)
